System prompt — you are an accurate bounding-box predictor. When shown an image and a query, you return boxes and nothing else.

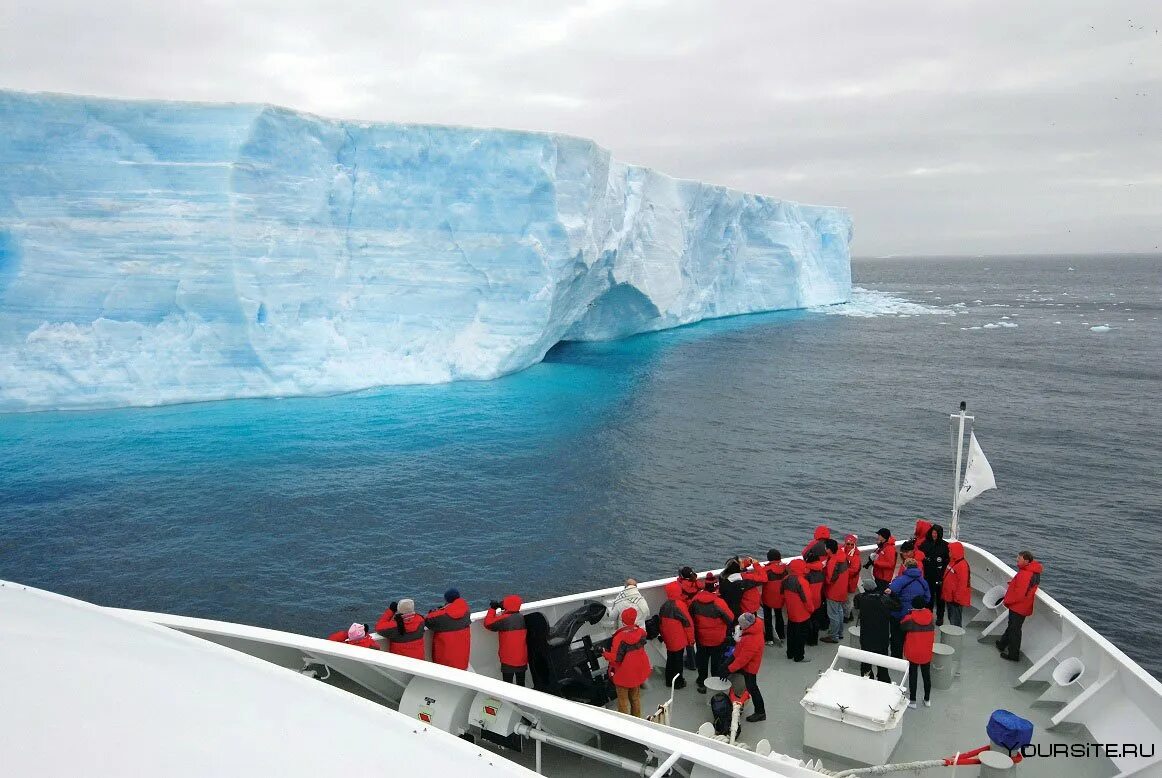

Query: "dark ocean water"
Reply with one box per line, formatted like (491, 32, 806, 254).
(1, 254, 1159, 674)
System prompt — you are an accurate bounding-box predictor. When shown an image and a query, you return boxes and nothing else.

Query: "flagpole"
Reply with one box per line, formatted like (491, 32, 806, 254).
(950, 401, 971, 540)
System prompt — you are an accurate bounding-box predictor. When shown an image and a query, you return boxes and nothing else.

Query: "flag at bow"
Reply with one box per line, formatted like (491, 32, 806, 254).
(957, 432, 996, 508)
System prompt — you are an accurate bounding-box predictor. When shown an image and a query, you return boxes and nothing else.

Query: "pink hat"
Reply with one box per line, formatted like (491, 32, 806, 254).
(347, 622, 367, 641)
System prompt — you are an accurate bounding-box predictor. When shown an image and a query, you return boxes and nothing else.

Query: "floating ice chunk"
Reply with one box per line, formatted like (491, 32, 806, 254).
(1054, 321, 1062, 324)
(811, 287, 947, 317)
(1090, 325, 1111, 332)
(999, 321, 1017, 328)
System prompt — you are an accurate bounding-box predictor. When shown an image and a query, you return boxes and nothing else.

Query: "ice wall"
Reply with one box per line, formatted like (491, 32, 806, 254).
(0, 91, 852, 412)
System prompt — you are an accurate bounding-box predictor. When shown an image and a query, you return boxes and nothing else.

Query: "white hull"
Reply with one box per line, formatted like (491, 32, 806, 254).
(39, 540, 1159, 777)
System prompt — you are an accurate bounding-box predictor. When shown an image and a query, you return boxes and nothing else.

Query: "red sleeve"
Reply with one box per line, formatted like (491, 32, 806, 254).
(678, 601, 695, 643)
(373, 608, 395, 634)
(728, 638, 758, 673)
(718, 600, 735, 623)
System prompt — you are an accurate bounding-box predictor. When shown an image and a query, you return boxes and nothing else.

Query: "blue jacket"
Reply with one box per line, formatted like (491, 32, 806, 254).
(887, 567, 931, 619)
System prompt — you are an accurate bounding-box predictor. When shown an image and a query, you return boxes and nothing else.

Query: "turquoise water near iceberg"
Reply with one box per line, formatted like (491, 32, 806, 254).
(1, 255, 1160, 677)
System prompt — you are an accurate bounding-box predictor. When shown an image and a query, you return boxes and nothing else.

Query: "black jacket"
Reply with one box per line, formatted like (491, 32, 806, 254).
(919, 523, 950, 581)
(853, 590, 892, 652)
(717, 578, 744, 620)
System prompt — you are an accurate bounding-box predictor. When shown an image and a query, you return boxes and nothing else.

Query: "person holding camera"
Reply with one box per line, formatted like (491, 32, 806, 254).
(484, 595, 528, 685)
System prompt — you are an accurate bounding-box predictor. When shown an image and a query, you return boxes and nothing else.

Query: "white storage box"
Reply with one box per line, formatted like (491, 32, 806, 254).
(801, 646, 909, 765)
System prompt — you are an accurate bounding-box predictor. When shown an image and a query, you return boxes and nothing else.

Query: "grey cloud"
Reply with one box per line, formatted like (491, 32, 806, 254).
(1, 0, 1158, 254)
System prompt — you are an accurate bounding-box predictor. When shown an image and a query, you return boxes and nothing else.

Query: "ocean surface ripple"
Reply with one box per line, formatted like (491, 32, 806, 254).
(1, 254, 1159, 676)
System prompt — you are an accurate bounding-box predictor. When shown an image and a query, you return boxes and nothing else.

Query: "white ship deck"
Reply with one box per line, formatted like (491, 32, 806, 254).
(12, 540, 1160, 777)
(637, 618, 1115, 776)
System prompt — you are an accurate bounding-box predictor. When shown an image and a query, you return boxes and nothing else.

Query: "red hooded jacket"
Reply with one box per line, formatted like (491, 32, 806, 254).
(727, 618, 765, 675)
(603, 608, 652, 688)
(659, 582, 695, 651)
(484, 595, 528, 672)
(761, 560, 787, 608)
(825, 548, 850, 603)
(689, 589, 734, 647)
(941, 542, 972, 606)
(1004, 558, 1043, 617)
(914, 519, 933, 546)
(678, 576, 703, 603)
(426, 597, 472, 670)
(897, 546, 926, 577)
(374, 608, 427, 660)
(802, 525, 831, 559)
(845, 544, 862, 593)
(738, 559, 767, 614)
(782, 559, 815, 623)
(872, 536, 897, 583)
(901, 606, 936, 664)
(806, 557, 826, 606)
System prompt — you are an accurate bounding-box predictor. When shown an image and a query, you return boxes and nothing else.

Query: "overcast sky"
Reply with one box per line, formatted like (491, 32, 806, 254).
(2, 0, 1159, 255)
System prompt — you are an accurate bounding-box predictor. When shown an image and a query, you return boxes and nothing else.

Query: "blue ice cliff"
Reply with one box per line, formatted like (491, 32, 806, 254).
(0, 91, 852, 412)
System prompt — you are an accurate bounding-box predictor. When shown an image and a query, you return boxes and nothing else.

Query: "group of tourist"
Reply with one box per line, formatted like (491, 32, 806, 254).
(327, 519, 1043, 720)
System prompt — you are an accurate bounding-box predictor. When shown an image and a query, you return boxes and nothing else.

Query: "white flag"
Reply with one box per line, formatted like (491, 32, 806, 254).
(957, 432, 997, 508)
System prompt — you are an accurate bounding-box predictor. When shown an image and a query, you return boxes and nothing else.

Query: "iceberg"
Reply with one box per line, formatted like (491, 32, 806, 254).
(0, 90, 852, 412)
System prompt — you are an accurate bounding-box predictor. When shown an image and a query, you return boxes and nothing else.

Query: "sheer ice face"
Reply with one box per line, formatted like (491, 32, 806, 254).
(0, 91, 852, 412)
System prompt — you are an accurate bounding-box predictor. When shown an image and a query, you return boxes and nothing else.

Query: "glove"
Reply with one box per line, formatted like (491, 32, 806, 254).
(727, 573, 743, 583)
(684, 645, 697, 670)
(489, 600, 502, 611)
(718, 668, 732, 681)
(388, 601, 398, 613)
(869, 552, 878, 562)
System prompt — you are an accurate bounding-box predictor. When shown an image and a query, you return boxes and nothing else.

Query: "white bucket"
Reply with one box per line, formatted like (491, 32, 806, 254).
(703, 677, 731, 692)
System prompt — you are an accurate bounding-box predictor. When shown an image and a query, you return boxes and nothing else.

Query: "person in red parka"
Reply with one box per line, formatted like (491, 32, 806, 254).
(782, 559, 814, 662)
(677, 566, 702, 603)
(869, 528, 897, 592)
(734, 557, 771, 617)
(941, 542, 972, 627)
(329, 622, 379, 650)
(843, 534, 862, 621)
(804, 553, 827, 644)
(997, 551, 1042, 662)
(822, 539, 850, 643)
(689, 575, 734, 692)
(426, 588, 471, 670)
(897, 539, 925, 577)
(914, 518, 933, 547)
(761, 549, 787, 645)
(658, 582, 695, 689)
(803, 524, 831, 560)
(721, 611, 766, 722)
(484, 595, 528, 685)
(901, 595, 936, 708)
(603, 607, 652, 717)
(375, 599, 427, 660)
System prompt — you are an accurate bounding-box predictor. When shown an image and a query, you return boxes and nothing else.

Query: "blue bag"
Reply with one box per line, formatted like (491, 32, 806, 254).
(986, 709, 1034, 752)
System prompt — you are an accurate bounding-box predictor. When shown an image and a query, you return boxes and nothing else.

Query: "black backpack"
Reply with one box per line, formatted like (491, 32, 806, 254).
(710, 692, 734, 736)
